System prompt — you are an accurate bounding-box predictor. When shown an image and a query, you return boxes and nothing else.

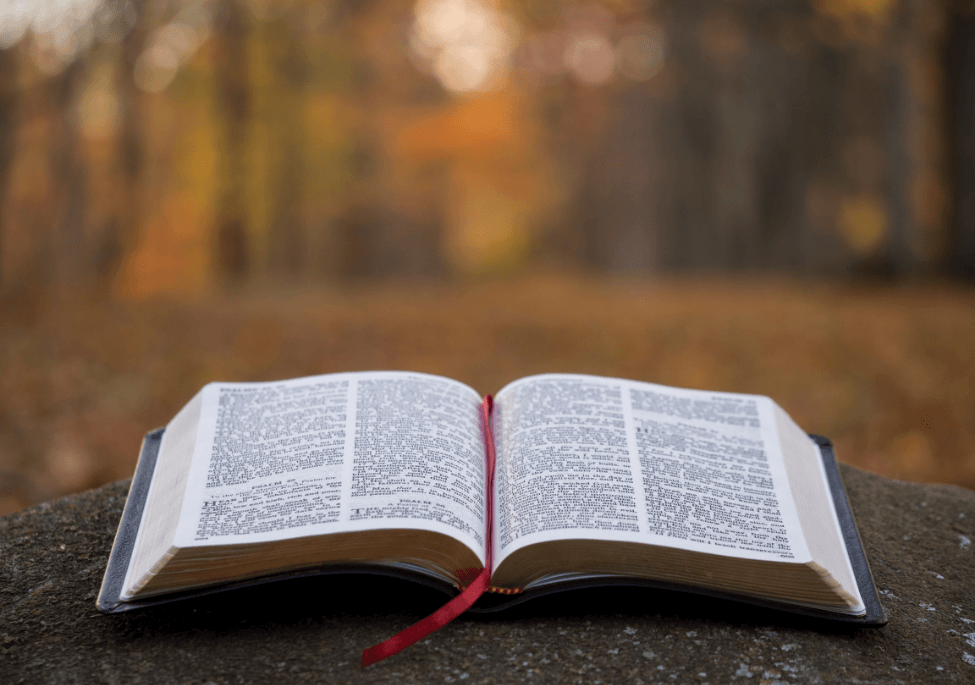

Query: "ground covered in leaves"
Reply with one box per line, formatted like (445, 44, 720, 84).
(1, 275, 973, 514)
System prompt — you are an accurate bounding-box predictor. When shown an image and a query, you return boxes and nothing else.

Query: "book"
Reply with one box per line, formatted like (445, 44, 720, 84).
(98, 372, 886, 662)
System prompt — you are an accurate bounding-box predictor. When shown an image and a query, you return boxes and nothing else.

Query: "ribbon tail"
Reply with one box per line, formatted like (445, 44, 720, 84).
(360, 567, 491, 667)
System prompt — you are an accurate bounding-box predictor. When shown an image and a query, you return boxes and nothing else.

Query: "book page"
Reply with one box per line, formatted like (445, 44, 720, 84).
(171, 372, 487, 563)
(492, 374, 810, 573)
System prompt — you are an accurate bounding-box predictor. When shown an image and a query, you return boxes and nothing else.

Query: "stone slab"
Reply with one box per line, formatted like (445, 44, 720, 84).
(1, 465, 973, 684)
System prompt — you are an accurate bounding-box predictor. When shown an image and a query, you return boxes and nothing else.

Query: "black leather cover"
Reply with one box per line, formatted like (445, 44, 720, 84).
(98, 431, 886, 625)
(97, 428, 165, 613)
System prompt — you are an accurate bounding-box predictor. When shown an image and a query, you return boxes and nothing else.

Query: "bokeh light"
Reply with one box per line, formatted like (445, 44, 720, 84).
(410, 0, 518, 93)
(134, 4, 211, 93)
(616, 24, 666, 81)
(0, 0, 33, 49)
(512, 8, 666, 86)
(28, 0, 101, 74)
(563, 31, 614, 85)
(0, 0, 137, 72)
(839, 195, 889, 254)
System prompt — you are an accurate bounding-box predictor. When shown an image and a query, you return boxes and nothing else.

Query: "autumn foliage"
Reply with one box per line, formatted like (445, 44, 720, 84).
(1, 0, 974, 512)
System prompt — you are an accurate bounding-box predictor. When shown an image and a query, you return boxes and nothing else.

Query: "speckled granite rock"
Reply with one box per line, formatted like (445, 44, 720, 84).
(1, 465, 973, 684)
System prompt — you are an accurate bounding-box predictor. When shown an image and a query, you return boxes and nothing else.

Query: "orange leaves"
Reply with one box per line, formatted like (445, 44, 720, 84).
(114, 196, 212, 300)
(388, 91, 526, 163)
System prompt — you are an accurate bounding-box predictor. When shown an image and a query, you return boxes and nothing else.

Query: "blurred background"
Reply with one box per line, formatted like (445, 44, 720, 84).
(1, 0, 974, 515)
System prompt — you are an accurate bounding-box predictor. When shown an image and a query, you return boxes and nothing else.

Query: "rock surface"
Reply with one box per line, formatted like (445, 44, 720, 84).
(1, 465, 973, 684)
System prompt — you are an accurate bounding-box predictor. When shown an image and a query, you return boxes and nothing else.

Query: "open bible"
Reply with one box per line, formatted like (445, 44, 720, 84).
(99, 372, 886, 662)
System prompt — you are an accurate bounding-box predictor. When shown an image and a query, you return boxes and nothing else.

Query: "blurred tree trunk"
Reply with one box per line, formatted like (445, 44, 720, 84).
(946, 7, 975, 277)
(881, 60, 916, 277)
(0, 47, 19, 292)
(98, 17, 148, 291)
(573, 2, 945, 276)
(577, 3, 827, 274)
(581, 84, 659, 274)
(267, 19, 307, 280)
(51, 59, 88, 287)
(213, 0, 252, 284)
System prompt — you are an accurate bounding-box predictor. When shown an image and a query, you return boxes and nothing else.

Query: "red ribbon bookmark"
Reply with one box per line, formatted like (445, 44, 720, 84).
(360, 566, 491, 667)
(361, 395, 497, 668)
